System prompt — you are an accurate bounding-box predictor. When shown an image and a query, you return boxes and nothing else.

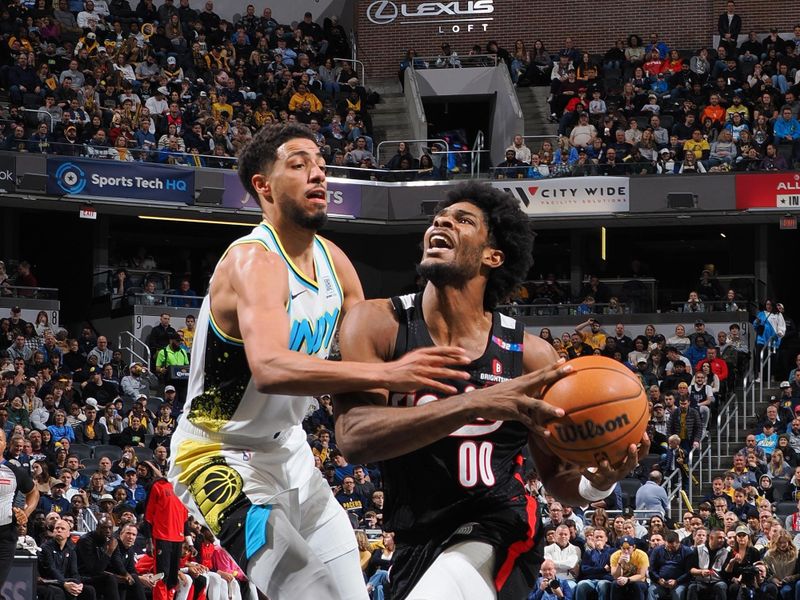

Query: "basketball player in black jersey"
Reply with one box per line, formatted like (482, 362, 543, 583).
(334, 182, 649, 600)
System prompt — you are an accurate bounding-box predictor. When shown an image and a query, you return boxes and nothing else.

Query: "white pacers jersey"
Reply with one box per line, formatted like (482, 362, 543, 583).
(175, 221, 343, 447)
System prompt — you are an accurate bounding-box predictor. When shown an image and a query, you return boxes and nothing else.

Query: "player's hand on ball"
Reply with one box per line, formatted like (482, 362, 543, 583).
(384, 346, 471, 394)
(469, 359, 571, 431)
(582, 431, 651, 489)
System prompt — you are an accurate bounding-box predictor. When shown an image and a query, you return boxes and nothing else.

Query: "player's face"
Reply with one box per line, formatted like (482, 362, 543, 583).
(262, 137, 328, 231)
(419, 201, 500, 289)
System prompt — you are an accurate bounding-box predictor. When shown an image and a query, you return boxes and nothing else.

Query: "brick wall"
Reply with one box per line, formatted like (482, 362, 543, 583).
(352, 0, 800, 80)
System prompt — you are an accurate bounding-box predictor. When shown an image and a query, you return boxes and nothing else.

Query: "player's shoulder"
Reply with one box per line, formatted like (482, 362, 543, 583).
(219, 239, 287, 275)
(342, 298, 398, 326)
(523, 331, 560, 371)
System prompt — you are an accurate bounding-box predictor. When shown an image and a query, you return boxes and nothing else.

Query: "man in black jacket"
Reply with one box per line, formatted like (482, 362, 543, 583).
(38, 518, 96, 599)
(76, 515, 120, 600)
(111, 522, 147, 600)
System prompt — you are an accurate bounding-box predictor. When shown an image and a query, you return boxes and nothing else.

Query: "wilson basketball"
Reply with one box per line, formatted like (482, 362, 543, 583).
(542, 355, 648, 467)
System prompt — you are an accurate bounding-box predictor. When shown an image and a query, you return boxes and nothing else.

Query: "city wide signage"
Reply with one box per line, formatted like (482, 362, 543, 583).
(493, 177, 630, 215)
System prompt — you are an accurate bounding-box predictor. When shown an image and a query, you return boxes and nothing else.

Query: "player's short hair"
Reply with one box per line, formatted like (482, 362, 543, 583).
(237, 123, 317, 200)
(434, 181, 535, 310)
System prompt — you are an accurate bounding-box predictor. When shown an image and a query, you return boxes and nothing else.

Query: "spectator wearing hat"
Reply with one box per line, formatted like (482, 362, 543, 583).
(669, 392, 702, 454)
(81, 366, 117, 406)
(120, 362, 155, 404)
(39, 480, 72, 514)
(115, 468, 145, 509)
(755, 421, 779, 458)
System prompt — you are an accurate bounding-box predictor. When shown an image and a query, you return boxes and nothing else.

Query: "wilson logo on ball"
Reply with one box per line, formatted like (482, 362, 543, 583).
(554, 414, 631, 443)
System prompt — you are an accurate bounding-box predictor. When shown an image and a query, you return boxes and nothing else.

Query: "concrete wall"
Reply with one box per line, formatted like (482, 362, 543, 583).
(413, 65, 523, 164)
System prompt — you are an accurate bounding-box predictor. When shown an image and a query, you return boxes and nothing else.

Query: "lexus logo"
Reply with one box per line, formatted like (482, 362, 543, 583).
(366, 0, 398, 25)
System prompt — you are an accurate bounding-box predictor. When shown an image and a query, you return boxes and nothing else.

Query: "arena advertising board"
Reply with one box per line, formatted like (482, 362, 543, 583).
(46, 157, 194, 204)
(736, 173, 800, 210)
(366, 0, 494, 33)
(493, 177, 630, 216)
(221, 172, 363, 219)
(0, 155, 16, 192)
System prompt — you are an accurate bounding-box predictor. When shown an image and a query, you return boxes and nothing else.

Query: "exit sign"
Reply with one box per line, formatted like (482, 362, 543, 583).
(79, 206, 97, 220)
(780, 215, 797, 230)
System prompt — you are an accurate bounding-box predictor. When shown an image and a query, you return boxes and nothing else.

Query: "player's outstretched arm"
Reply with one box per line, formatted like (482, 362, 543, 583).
(220, 244, 469, 396)
(334, 302, 572, 464)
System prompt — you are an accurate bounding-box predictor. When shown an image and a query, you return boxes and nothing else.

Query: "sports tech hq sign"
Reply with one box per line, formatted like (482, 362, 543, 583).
(366, 0, 494, 34)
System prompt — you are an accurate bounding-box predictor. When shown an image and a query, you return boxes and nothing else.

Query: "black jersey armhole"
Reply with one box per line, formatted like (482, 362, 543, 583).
(390, 295, 410, 360)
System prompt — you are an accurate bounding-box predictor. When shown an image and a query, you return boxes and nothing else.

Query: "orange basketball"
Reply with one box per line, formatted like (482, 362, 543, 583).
(542, 355, 648, 467)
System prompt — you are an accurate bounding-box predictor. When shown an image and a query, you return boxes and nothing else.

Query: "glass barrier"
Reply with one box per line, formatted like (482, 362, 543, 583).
(131, 292, 202, 308)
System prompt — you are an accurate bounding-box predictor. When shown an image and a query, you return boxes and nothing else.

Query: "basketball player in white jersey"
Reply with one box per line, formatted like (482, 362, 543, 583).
(168, 123, 471, 600)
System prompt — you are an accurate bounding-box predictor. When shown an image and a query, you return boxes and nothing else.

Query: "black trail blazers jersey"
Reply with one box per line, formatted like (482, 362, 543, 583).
(384, 292, 542, 599)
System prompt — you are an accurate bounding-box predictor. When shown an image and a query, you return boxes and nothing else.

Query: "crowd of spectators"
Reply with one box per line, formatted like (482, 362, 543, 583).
(489, 11, 800, 178)
(0, 0, 386, 172)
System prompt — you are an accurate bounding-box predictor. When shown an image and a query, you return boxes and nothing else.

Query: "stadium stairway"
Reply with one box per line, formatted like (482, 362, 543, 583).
(515, 85, 558, 142)
(686, 382, 779, 510)
(368, 78, 414, 164)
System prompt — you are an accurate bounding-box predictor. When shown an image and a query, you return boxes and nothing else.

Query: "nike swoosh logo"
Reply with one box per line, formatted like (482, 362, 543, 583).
(291, 290, 307, 300)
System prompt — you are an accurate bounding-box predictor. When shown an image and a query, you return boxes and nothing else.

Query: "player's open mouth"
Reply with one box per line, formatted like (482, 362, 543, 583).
(428, 234, 454, 250)
(306, 189, 327, 202)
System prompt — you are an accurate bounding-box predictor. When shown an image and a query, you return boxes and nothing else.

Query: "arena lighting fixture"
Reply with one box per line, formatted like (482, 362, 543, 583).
(138, 215, 256, 227)
(601, 227, 607, 261)
(720, 233, 727, 238)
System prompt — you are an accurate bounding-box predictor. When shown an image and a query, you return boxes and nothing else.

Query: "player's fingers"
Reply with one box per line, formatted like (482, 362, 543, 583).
(416, 346, 471, 363)
(424, 366, 471, 381)
(521, 360, 572, 392)
(524, 397, 565, 420)
(637, 432, 651, 457)
(530, 423, 550, 438)
(419, 378, 460, 395)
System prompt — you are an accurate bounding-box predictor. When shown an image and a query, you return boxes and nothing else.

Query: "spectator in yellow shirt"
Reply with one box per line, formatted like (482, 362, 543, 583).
(575, 318, 607, 350)
(288, 82, 322, 113)
(211, 91, 234, 120)
(683, 129, 710, 160)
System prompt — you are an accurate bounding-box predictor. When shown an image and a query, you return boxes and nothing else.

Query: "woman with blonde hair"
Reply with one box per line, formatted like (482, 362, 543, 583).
(763, 529, 800, 600)
(768, 450, 793, 479)
(355, 531, 373, 576)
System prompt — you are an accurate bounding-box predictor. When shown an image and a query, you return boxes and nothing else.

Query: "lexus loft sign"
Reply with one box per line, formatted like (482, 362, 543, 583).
(366, 0, 494, 33)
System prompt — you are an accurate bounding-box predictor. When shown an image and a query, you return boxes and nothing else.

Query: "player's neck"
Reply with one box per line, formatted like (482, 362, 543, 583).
(421, 282, 490, 348)
(263, 215, 317, 274)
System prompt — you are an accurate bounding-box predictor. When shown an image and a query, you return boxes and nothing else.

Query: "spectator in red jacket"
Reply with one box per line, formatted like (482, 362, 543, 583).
(696, 347, 729, 382)
(144, 468, 188, 600)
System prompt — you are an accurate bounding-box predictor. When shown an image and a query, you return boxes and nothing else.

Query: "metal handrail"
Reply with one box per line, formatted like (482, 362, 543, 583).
(376, 138, 449, 168)
(21, 108, 55, 132)
(119, 330, 150, 368)
(333, 57, 366, 86)
(688, 438, 712, 502)
(663, 468, 685, 520)
(758, 335, 778, 400)
(715, 391, 739, 469)
(0, 284, 59, 299)
(471, 130, 484, 177)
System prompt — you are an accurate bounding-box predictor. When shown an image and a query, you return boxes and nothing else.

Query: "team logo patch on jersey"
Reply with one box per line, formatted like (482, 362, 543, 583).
(492, 358, 503, 376)
(491, 335, 522, 352)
